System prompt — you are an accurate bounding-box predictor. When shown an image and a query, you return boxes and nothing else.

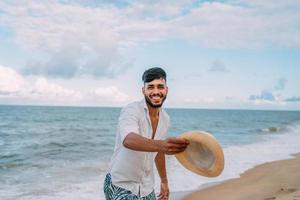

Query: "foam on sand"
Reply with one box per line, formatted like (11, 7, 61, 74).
(184, 153, 300, 200)
(159, 122, 300, 193)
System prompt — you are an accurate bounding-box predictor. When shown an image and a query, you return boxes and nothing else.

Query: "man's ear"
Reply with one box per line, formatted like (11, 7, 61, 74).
(142, 86, 145, 95)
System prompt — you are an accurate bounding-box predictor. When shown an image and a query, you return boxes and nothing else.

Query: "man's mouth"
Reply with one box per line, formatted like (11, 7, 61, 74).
(150, 95, 162, 101)
(145, 94, 166, 108)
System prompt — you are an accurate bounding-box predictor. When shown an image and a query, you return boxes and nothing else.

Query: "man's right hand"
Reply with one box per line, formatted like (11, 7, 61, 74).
(160, 137, 189, 155)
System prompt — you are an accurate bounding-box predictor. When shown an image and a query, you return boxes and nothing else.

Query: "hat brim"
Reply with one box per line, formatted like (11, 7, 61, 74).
(175, 131, 225, 177)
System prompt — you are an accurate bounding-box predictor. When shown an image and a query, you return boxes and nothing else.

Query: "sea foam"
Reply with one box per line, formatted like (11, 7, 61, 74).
(160, 122, 300, 192)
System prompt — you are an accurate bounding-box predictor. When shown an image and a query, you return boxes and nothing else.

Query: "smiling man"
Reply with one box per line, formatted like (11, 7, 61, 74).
(104, 67, 189, 200)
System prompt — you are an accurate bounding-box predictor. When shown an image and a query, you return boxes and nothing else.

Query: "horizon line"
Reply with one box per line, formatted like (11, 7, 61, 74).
(0, 103, 299, 112)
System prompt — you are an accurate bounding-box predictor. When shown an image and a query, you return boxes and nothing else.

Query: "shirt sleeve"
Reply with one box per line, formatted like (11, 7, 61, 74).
(118, 105, 140, 142)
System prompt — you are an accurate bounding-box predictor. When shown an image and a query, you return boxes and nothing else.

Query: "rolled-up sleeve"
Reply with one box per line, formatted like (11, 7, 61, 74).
(118, 105, 140, 142)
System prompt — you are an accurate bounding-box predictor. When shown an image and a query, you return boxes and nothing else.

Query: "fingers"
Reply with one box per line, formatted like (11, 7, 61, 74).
(166, 138, 189, 149)
(165, 147, 187, 155)
(167, 142, 188, 149)
(166, 147, 187, 154)
(165, 149, 185, 155)
(157, 192, 169, 200)
(167, 137, 189, 145)
(164, 137, 189, 155)
(157, 196, 168, 200)
(157, 193, 163, 200)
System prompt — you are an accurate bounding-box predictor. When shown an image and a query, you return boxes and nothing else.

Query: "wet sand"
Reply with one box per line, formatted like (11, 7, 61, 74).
(181, 153, 300, 200)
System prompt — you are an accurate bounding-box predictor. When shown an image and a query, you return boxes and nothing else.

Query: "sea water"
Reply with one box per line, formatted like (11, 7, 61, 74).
(1, 105, 300, 199)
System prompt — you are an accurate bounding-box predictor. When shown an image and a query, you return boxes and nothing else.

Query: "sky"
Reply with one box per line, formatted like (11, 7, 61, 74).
(0, 0, 300, 110)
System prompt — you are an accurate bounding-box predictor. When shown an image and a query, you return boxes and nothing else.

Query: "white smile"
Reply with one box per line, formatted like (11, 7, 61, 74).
(151, 96, 161, 100)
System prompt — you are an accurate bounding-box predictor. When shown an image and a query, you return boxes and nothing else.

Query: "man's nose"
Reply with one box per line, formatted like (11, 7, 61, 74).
(152, 87, 160, 94)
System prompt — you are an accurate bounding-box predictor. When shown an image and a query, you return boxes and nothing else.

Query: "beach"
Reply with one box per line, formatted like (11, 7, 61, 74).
(1, 105, 300, 199)
(180, 153, 300, 200)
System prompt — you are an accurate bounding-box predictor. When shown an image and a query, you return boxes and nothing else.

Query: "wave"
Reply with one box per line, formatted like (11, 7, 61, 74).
(4, 120, 300, 200)
(162, 121, 300, 192)
(259, 126, 283, 133)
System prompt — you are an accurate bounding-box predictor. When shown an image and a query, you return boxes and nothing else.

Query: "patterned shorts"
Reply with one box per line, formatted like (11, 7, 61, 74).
(103, 173, 156, 200)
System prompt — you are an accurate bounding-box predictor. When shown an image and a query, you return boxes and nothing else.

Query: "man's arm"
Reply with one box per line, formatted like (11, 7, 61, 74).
(155, 152, 169, 200)
(123, 133, 189, 155)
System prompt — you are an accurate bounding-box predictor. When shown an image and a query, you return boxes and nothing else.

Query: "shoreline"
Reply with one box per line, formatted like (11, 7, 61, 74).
(170, 182, 221, 200)
(174, 153, 300, 200)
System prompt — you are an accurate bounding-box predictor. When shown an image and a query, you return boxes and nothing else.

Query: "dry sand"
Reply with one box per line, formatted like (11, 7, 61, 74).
(182, 153, 300, 200)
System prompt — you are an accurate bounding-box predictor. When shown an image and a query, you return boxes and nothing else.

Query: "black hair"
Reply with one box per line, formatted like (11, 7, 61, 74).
(142, 67, 167, 83)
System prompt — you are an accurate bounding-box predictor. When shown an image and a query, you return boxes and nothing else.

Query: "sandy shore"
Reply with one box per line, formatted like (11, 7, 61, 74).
(181, 153, 300, 200)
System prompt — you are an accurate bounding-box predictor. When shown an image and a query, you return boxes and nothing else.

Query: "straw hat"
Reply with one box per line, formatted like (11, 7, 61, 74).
(175, 131, 224, 177)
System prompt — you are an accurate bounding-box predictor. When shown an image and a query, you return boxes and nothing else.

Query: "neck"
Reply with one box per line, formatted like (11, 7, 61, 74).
(147, 104, 160, 118)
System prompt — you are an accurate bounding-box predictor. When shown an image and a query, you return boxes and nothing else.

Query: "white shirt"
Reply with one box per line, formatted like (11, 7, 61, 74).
(108, 99, 170, 197)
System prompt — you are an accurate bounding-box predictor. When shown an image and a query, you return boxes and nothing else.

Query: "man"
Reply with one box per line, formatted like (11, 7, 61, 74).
(104, 67, 189, 200)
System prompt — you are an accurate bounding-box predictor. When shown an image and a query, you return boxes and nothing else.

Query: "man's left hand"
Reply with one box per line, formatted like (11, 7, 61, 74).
(157, 181, 169, 200)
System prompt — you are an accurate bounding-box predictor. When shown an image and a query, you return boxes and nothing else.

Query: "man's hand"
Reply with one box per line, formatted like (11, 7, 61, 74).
(157, 181, 169, 200)
(160, 137, 189, 155)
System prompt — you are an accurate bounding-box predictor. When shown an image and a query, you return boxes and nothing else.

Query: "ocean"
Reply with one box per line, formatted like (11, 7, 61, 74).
(1, 105, 300, 200)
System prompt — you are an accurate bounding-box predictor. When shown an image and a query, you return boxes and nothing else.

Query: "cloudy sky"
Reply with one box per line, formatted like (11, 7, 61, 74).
(0, 0, 300, 110)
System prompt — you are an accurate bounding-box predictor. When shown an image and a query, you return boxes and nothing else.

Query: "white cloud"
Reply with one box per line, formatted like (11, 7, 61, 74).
(184, 97, 216, 104)
(91, 86, 129, 103)
(31, 78, 82, 101)
(250, 99, 287, 106)
(124, 1, 191, 19)
(1, 1, 120, 51)
(172, 1, 300, 48)
(0, 1, 133, 78)
(1, 1, 299, 53)
(1, 0, 300, 81)
(0, 64, 134, 106)
(0, 65, 27, 95)
(0, 65, 82, 103)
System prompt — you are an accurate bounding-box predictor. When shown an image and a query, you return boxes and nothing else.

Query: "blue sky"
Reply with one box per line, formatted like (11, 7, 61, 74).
(0, 0, 300, 110)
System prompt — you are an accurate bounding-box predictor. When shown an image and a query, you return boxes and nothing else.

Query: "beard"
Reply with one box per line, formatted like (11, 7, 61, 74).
(144, 94, 167, 108)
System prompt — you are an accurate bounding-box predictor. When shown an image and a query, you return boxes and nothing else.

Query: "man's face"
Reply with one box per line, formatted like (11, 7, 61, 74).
(142, 78, 168, 108)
